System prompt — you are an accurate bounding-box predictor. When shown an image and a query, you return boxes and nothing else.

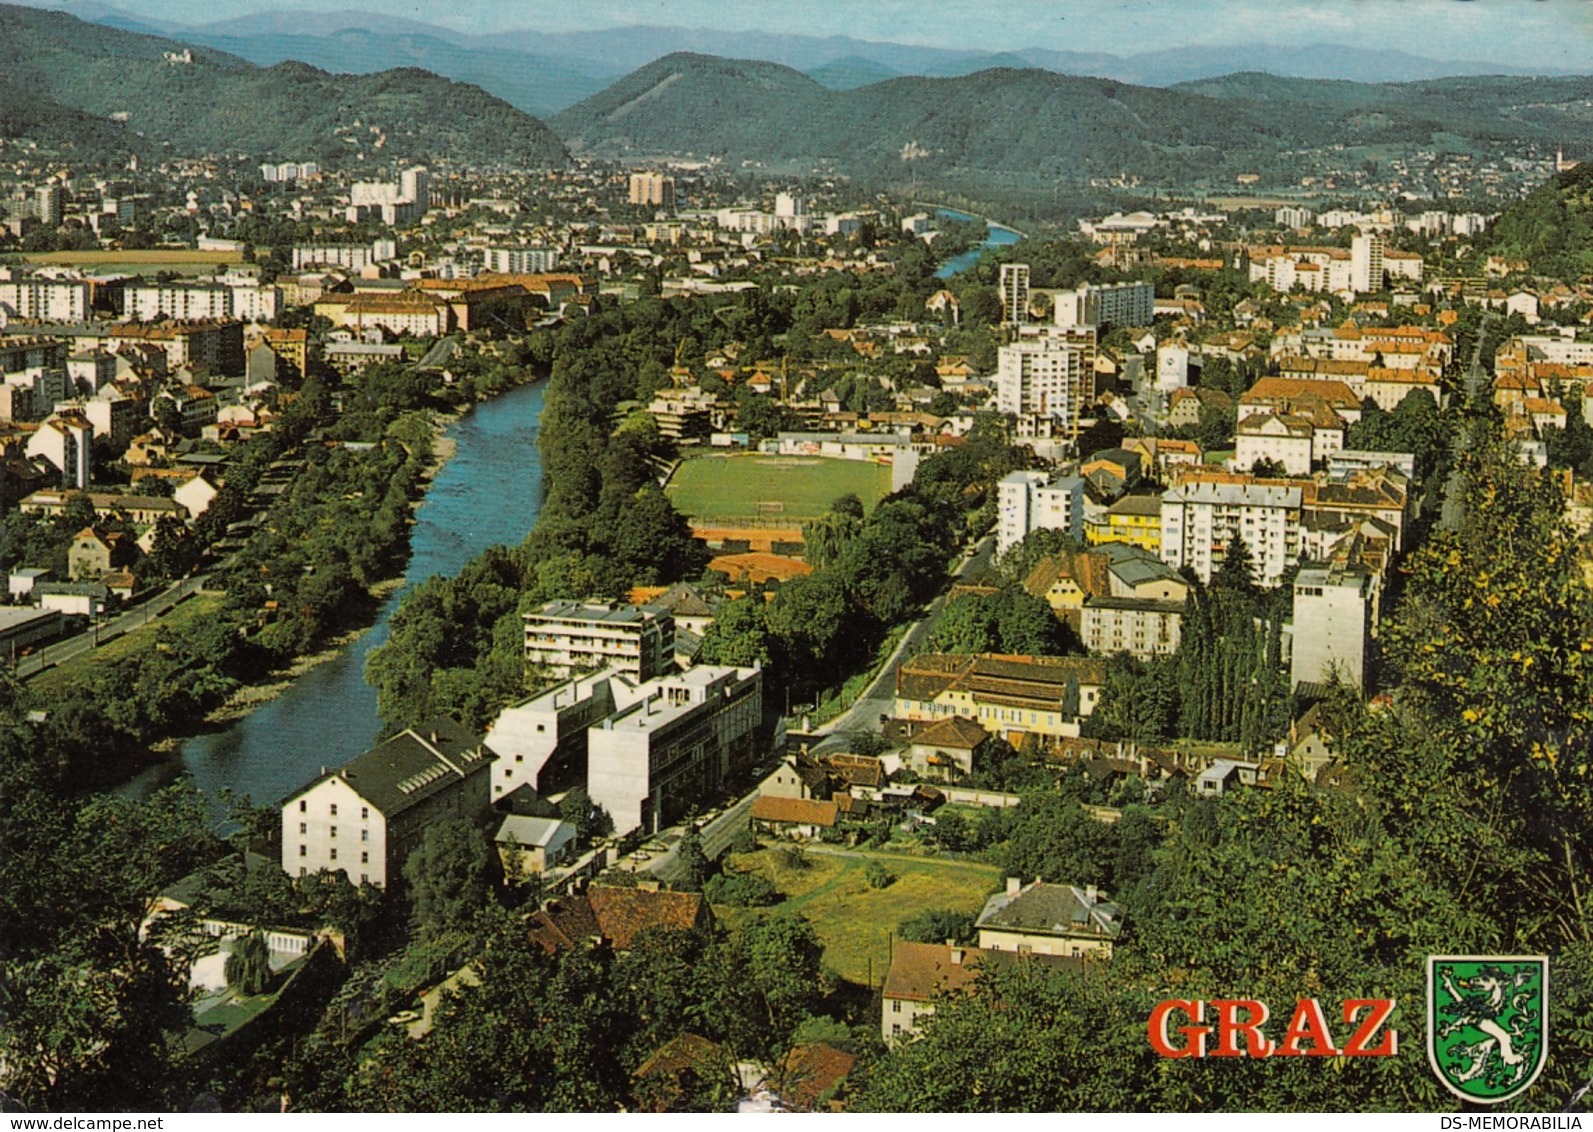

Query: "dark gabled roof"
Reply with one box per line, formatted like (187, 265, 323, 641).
(976, 881, 1123, 941)
(288, 716, 489, 816)
(820, 753, 884, 788)
(908, 714, 990, 751)
(635, 1033, 727, 1082)
(529, 894, 603, 955)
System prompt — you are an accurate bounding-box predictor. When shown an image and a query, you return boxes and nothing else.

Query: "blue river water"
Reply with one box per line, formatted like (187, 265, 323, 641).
(933, 207, 1025, 278)
(118, 379, 547, 811)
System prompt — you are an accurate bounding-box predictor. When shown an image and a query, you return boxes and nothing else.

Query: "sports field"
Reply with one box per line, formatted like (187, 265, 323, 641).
(666, 454, 892, 522)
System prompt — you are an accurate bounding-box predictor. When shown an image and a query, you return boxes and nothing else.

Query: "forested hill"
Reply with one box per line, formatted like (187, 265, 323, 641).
(553, 52, 1593, 182)
(0, 3, 569, 168)
(551, 53, 1278, 183)
(1483, 160, 1593, 280)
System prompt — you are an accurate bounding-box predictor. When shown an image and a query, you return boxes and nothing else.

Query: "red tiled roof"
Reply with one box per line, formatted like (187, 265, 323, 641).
(588, 886, 712, 950)
(750, 795, 839, 827)
(774, 1044, 857, 1112)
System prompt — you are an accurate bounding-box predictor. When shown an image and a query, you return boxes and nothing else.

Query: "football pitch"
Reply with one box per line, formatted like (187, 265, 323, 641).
(666, 454, 893, 522)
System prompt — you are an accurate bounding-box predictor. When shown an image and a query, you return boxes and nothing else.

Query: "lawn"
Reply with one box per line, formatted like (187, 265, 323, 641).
(714, 846, 1001, 986)
(666, 454, 892, 523)
(27, 592, 222, 696)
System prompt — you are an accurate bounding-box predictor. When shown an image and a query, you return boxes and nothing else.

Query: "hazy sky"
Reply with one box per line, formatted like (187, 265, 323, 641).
(34, 0, 1593, 67)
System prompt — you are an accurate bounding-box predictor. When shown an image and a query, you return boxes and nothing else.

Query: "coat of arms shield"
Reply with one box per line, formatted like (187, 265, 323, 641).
(1426, 956, 1549, 1105)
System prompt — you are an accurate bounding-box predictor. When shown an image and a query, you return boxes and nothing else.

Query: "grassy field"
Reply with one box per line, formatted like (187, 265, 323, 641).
(27, 592, 222, 696)
(715, 846, 1001, 986)
(666, 454, 892, 523)
(22, 249, 243, 268)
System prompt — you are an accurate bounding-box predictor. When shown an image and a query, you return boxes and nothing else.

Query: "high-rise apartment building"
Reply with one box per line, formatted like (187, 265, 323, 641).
(999, 263, 1031, 325)
(1350, 233, 1385, 294)
(628, 172, 676, 210)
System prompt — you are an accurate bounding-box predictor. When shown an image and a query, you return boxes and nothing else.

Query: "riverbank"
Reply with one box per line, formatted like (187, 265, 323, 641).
(115, 377, 550, 808)
(136, 399, 473, 760)
(189, 577, 408, 734)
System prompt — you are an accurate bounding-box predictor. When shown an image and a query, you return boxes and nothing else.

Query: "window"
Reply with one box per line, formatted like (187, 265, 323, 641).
(361, 830, 369, 842)
(300, 867, 307, 877)
(299, 845, 306, 857)
(330, 826, 337, 839)
(892, 1000, 902, 1013)
(329, 848, 337, 861)
(892, 1023, 903, 1037)
(361, 806, 368, 820)
(515, 755, 524, 763)
(504, 769, 512, 778)
(361, 851, 369, 864)
(330, 804, 338, 817)
(299, 800, 306, 813)
(299, 822, 306, 835)
(361, 874, 368, 884)
(536, 724, 545, 732)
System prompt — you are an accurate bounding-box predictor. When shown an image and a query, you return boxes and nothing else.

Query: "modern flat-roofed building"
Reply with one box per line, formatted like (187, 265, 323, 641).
(997, 469, 1085, 557)
(587, 665, 763, 836)
(524, 600, 675, 681)
(280, 717, 494, 888)
(1289, 560, 1375, 691)
(1160, 479, 1303, 587)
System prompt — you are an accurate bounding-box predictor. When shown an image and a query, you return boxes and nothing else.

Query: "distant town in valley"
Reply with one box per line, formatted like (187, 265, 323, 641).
(4, 0, 1593, 1116)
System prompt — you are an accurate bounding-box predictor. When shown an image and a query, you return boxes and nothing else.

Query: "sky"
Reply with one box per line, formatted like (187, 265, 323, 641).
(28, 0, 1593, 68)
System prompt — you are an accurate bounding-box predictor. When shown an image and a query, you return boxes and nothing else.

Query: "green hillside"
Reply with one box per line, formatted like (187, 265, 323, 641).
(555, 53, 1593, 186)
(553, 53, 1277, 182)
(0, 3, 568, 167)
(1485, 160, 1593, 281)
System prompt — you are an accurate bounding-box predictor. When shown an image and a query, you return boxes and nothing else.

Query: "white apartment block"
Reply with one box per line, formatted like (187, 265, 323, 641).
(0, 278, 90, 322)
(66, 350, 116, 395)
(629, 173, 676, 208)
(259, 161, 319, 182)
(484, 666, 635, 801)
(1161, 480, 1303, 587)
(524, 600, 675, 681)
(26, 412, 92, 489)
(587, 665, 762, 836)
(291, 240, 398, 271)
(224, 281, 282, 323)
(1051, 280, 1154, 330)
(1350, 233, 1385, 294)
(1235, 413, 1315, 476)
(1081, 596, 1183, 659)
(997, 469, 1085, 556)
(124, 283, 232, 322)
(996, 332, 1095, 435)
(1289, 562, 1375, 691)
(280, 718, 494, 888)
(484, 245, 560, 274)
(1275, 206, 1314, 231)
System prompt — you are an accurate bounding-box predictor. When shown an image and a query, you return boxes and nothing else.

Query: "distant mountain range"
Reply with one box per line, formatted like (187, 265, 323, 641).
(0, 3, 568, 166)
(548, 51, 1593, 185)
(41, 4, 1584, 117)
(6, 3, 1593, 197)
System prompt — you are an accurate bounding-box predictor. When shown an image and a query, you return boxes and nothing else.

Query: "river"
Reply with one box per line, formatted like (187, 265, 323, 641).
(933, 206, 1024, 278)
(118, 379, 547, 814)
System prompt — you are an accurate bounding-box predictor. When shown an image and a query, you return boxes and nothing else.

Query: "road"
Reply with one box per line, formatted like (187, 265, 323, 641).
(14, 574, 208, 679)
(809, 531, 997, 755)
(643, 792, 758, 885)
(1437, 311, 1494, 533)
